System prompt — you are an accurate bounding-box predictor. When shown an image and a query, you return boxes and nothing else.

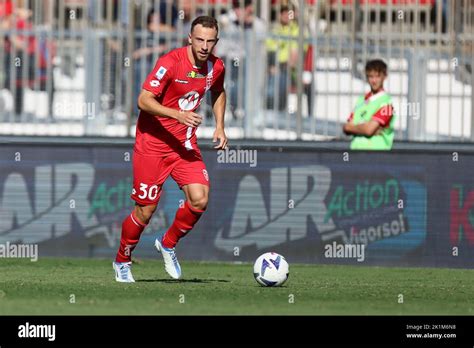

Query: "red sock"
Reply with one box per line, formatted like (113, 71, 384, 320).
(115, 210, 147, 262)
(162, 200, 204, 248)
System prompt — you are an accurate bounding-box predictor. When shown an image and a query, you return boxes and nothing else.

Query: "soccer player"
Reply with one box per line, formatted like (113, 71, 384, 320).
(113, 16, 227, 282)
(342, 59, 395, 150)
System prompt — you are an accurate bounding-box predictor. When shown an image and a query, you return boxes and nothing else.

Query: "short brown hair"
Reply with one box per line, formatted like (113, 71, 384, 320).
(233, 0, 252, 8)
(191, 16, 219, 35)
(365, 59, 388, 74)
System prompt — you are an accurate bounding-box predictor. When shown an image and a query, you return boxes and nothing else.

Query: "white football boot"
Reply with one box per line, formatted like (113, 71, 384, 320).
(154, 238, 182, 279)
(113, 261, 135, 283)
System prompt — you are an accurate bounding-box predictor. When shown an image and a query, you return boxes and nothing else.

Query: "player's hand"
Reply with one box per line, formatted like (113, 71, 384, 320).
(213, 128, 228, 150)
(343, 123, 351, 135)
(177, 111, 202, 127)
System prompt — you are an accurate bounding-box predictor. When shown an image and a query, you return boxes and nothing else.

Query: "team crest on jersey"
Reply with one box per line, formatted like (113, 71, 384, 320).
(156, 66, 167, 80)
(202, 169, 209, 182)
(178, 91, 200, 111)
(187, 71, 206, 79)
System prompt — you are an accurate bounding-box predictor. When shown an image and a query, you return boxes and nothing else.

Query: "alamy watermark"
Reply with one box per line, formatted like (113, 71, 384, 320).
(0, 242, 38, 262)
(217, 148, 257, 167)
(381, 101, 421, 120)
(324, 241, 365, 262)
(18, 322, 55, 341)
(53, 101, 96, 119)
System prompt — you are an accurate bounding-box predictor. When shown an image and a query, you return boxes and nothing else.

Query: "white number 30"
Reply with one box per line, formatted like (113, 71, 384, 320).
(138, 183, 159, 200)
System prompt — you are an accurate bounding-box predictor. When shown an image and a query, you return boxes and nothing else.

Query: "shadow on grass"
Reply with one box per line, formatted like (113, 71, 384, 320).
(137, 278, 230, 283)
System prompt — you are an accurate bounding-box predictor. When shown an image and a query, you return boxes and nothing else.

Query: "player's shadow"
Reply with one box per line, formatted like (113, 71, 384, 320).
(137, 278, 229, 283)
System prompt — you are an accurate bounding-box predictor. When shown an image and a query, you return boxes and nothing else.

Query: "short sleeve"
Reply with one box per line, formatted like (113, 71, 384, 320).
(372, 104, 393, 126)
(142, 56, 174, 97)
(211, 62, 225, 93)
(347, 112, 354, 122)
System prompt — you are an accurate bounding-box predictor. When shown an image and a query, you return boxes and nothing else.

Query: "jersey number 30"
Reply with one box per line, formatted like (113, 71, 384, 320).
(138, 183, 159, 200)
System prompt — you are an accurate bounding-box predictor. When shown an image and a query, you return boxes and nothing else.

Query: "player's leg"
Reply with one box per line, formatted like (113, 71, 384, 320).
(115, 204, 157, 262)
(113, 152, 169, 282)
(161, 183, 208, 249)
(162, 155, 209, 249)
(154, 154, 209, 279)
(155, 184, 207, 280)
(113, 204, 153, 282)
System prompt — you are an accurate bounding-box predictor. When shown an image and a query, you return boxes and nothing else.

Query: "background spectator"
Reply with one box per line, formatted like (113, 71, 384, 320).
(266, 5, 313, 115)
(2, 1, 54, 117)
(216, 0, 266, 119)
(132, 8, 174, 117)
(265, 5, 298, 111)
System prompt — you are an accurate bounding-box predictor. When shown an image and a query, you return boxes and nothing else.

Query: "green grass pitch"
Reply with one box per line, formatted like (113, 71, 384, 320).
(1, 258, 473, 315)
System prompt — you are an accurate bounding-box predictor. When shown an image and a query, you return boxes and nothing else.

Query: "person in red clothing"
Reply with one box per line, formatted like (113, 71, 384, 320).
(113, 16, 227, 282)
(1, 2, 54, 116)
(2, 1, 34, 115)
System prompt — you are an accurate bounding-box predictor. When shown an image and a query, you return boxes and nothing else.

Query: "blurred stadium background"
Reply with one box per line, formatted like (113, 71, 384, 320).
(0, 0, 474, 270)
(0, 0, 472, 140)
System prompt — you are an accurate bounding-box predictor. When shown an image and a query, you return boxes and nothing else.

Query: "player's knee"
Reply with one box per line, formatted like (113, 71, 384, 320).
(134, 204, 157, 224)
(188, 195, 208, 211)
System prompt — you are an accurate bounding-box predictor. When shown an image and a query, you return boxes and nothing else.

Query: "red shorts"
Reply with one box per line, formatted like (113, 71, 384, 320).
(131, 151, 210, 205)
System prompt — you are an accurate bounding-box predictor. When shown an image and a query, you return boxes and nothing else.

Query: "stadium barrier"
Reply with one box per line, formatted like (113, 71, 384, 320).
(1, 136, 473, 268)
(0, 0, 472, 141)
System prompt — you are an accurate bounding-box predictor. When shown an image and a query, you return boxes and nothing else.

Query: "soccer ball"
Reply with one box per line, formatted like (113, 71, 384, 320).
(253, 252, 289, 287)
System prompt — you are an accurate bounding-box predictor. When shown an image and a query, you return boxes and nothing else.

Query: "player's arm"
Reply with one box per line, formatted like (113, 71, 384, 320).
(211, 89, 228, 149)
(138, 90, 202, 127)
(343, 119, 381, 137)
(343, 104, 393, 136)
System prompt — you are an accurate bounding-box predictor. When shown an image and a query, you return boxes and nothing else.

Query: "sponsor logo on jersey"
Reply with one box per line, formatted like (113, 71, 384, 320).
(150, 80, 160, 87)
(178, 91, 200, 111)
(187, 71, 206, 79)
(175, 79, 189, 84)
(156, 66, 167, 80)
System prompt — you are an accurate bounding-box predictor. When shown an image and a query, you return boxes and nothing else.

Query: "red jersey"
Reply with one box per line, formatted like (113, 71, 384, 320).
(4, 18, 36, 55)
(135, 46, 225, 156)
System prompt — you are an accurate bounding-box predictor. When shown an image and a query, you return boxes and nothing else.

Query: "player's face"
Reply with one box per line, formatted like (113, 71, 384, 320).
(366, 70, 386, 93)
(189, 24, 218, 63)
